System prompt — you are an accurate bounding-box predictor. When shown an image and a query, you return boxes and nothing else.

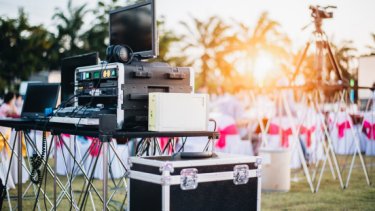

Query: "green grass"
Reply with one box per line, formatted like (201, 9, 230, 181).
(2, 155, 375, 210)
(262, 155, 375, 210)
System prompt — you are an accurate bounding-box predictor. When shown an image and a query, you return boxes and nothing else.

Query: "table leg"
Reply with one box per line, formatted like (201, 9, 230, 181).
(17, 131, 22, 210)
(54, 135, 58, 210)
(102, 141, 108, 211)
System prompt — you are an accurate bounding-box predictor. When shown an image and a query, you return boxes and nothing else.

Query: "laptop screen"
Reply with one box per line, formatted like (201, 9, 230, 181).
(22, 83, 60, 118)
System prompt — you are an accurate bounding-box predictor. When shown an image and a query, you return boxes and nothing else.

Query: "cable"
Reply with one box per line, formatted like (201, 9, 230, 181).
(135, 138, 144, 155)
(65, 60, 111, 210)
(30, 131, 46, 184)
(209, 118, 217, 132)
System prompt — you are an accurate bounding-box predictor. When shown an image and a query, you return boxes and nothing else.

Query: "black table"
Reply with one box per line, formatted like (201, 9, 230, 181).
(0, 118, 218, 138)
(0, 118, 219, 210)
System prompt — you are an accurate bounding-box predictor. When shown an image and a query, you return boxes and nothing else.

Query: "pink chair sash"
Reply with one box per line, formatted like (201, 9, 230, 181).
(216, 124, 238, 149)
(363, 121, 375, 140)
(87, 137, 100, 156)
(268, 123, 292, 148)
(57, 134, 71, 148)
(337, 121, 351, 139)
(159, 137, 174, 154)
(300, 126, 316, 148)
(159, 137, 169, 149)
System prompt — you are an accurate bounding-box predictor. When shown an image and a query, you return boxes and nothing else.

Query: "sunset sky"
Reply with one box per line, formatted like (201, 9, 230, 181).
(0, 0, 374, 54)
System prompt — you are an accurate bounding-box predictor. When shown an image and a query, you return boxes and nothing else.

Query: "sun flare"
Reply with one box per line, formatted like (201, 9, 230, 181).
(253, 52, 275, 85)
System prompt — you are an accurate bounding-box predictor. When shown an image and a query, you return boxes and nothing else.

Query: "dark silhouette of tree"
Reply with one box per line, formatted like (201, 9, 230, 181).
(0, 9, 53, 91)
(52, 0, 90, 58)
(332, 40, 357, 80)
(366, 33, 375, 55)
(81, 0, 122, 59)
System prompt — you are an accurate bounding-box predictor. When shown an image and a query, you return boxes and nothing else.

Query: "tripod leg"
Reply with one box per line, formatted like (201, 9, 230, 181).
(291, 42, 310, 84)
(281, 92, 315, 193)
(325, 40, 344, 82)
(310, 92, 337, 180)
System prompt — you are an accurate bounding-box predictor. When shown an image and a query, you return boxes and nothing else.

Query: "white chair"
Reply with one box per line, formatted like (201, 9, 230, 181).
(362, 112, 375, 156)
(299, 109, 325, 163)
(108, 140, 129, 178)
(84, 138, 128, 180)
(7, 130, 28, 184)
(0, 127, 15, 189)
(56, 135, 90, 176)
(26, 130, 54, 158)
(330, 112, 356, 155)
(265, 116, 301, 168)
(181, 117, 222, 153)
(211, 113, 253, 155)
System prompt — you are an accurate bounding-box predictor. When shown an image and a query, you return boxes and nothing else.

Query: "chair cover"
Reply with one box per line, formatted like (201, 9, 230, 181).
(330, 112, 356, 155)
(264, 116, 301, 168)
(56, 135, 90, 176)
(8, 130, 28, 184)
(210, 113, 253, 155)
(0, 127, 15, 189)
(298, 108, 325, 164)
(84, 138, 128, 180)
(26, 130, 54, 158)
(362, 112, 375, 156)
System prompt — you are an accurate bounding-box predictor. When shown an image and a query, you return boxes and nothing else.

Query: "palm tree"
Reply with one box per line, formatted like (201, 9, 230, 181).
(330, 40, 357, 81)
(180, 16, 233, 91)
(366, 33, 375, 55)
(0, 9, 52, 91)
(52, 0, 89, 57)
(233, 12, 291, 85)
(237, 12, 290, 56)
(151, 17, 191, 67)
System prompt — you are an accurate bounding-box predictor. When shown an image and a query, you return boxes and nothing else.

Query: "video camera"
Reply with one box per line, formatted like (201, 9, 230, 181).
(309, 5, 336, 19)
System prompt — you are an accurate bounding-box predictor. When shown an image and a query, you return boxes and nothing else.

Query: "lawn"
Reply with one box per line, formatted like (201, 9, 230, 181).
(2, 155, 375, 210)
(262, 155, 375, 210)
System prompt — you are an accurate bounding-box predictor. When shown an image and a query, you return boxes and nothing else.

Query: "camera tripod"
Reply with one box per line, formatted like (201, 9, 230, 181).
(291, 5, 345, 85)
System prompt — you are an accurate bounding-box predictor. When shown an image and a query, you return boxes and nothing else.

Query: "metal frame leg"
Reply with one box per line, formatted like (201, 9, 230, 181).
(22, 133, 76, 209)
(53, 135, 58, 211)
(17, 130, 22, 210)
(102, 141, 109, 211)
(1, 130, 17, 210)
(56, 135, 101, 210)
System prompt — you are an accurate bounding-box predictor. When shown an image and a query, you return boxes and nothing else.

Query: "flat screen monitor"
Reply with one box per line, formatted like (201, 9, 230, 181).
(61, 52, 99, 106)
(109, 0, 158, 59)
(22, 83, 60, 118)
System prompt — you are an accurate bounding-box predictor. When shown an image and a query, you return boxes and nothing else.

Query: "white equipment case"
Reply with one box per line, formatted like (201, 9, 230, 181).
(148, 93, 208, 132)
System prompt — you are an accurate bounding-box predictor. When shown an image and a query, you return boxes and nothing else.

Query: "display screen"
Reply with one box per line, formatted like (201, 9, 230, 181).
(110, 3, 153, 54)
(61, 52, 98, 105)
(22, 84, 60, 115)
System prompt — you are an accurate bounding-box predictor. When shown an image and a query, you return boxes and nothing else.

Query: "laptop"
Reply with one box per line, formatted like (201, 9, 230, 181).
(20, 83, 60, 120)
